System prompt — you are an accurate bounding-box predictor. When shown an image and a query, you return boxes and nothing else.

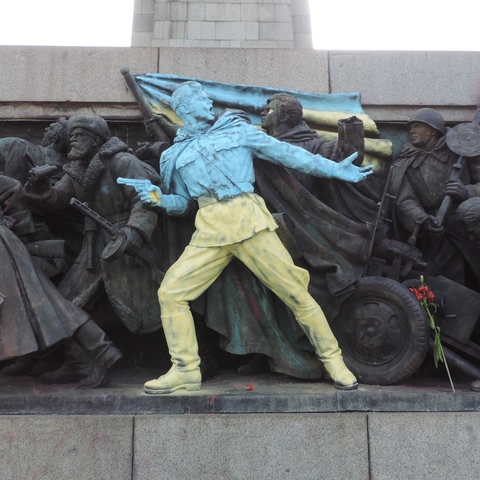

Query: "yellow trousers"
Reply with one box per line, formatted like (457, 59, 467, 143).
(158, 229, 322, 321)
(157, 228, 355, 387)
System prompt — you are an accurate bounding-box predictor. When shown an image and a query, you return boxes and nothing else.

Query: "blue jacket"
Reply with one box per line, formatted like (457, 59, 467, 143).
(159, 110, 336, 216)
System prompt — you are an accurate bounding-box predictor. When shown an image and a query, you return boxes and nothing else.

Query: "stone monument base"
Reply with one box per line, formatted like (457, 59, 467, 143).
(0, 368, 479, 479)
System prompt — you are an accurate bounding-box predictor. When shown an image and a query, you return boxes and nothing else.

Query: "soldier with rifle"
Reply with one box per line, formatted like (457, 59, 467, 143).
(390, 107, 480, 287)
(24, 115, 164, 386)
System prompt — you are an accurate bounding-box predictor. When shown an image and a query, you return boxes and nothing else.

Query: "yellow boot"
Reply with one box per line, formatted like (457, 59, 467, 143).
(144, 367, 201, 394)
(144, 313, 201, 395)
(297, 309, 358, 390)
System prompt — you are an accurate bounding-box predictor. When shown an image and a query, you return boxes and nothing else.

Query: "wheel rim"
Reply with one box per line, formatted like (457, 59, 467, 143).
(333, 276, 429, 385)
(341, 297, 409, 366)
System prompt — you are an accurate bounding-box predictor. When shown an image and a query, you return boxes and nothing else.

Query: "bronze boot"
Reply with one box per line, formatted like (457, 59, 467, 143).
(72, 319, 122, 389)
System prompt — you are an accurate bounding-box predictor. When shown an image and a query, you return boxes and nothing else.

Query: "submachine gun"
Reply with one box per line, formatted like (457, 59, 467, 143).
(70, 198, 162, 284)
(365, 167, 427, 280)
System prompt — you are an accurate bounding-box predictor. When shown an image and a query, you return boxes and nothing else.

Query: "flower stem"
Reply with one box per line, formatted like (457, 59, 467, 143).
(440, 344, 456, 393)
(410, 278, 455, 393)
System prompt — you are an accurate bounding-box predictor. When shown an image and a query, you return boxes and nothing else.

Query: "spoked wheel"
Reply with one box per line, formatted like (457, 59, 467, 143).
(332, 276, 429, 385)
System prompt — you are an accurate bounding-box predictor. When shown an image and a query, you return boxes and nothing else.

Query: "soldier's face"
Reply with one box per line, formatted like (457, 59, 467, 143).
(409, 122, 438, 148)
(41, 123, 59, 147)
(68, 128, 97, 160)
(261, 99, 282, 134)
(465, 222, 480, 241)
(187, 92, 215, 122)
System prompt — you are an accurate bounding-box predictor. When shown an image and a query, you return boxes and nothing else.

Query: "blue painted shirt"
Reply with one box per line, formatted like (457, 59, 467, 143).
(158, 110, 337, 246)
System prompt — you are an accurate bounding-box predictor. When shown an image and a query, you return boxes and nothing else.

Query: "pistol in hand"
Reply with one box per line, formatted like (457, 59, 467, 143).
(28, 164, 58, 184)
(117, 177, 162, 205)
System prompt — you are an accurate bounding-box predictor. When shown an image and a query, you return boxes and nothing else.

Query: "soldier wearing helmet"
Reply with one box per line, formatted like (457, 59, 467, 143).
(407, 108, 445, 149)
(390, 108, 480, 285)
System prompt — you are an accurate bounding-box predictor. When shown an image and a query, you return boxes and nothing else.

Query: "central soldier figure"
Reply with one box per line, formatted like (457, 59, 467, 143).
(133, 81, 373, 394)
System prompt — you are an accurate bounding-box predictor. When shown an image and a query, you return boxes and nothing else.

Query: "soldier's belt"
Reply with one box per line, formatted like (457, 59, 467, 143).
(197, 183, 254, 207)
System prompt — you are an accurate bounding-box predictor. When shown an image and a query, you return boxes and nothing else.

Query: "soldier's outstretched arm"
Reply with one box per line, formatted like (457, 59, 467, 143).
(248, 124, 373, 183)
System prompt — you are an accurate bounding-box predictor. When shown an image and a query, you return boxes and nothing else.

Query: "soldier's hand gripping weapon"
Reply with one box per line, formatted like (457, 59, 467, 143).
(70, 198, 162, 283)
(117, 177, 163, 205)
(437, 106, 480, 225)
(28, 164, 58, 184)
(399, 107, 480, 265)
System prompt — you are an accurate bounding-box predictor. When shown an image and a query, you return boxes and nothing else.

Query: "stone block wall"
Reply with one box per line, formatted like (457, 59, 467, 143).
(132, 0, 313, 49)
(1, 46, 479, 126)
(2, 413, 480, 479)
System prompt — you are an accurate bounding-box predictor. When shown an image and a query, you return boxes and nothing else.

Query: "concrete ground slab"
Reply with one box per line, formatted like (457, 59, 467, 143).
(133, 413, 368, 480)
(0, 415, 133, 480)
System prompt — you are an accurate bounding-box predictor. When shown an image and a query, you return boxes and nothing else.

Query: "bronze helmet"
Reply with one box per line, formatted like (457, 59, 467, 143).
(406, 108, 445, 135)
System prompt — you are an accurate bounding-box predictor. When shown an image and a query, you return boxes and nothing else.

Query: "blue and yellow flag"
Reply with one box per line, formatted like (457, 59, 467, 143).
(134, 73, 392, 164)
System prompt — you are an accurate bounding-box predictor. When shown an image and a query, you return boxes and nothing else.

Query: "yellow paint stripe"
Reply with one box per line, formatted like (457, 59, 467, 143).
(303, 109, 379, 135)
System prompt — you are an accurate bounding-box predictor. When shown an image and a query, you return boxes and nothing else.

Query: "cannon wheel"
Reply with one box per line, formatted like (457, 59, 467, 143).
(332, 276, 429, 385)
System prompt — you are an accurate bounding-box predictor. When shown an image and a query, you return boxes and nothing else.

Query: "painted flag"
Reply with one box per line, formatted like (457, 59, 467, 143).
(134, 73, 392, 163)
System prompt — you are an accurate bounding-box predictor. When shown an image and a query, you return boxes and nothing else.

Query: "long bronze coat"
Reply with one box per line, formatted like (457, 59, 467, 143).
(25, 137, 164, 334)
(390, 134, 480, 283)
(0, 176, 88, 361)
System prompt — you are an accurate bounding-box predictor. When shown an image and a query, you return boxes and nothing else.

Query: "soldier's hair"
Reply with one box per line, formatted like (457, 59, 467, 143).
(52, 117, 68, 138)
(268, 93, 303, 127)
(171, 81, 204, 112)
